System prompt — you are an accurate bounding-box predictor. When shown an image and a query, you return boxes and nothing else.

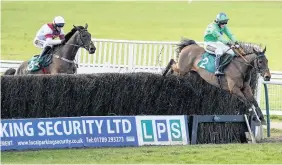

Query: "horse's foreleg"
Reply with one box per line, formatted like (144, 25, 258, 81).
(231, 85, 264, 125)
(229, 85, 256, 116)
(228, 78, 262, 124)
(230, 86, 250, 106)
(242, 85, 266, 125)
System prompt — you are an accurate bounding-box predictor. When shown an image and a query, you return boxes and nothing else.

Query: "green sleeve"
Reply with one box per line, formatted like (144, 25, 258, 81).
(217, 35, 229, 44)
(212, 30, 229, 44)
(208, 25, 229, 44)
(223, 26, 236, 42)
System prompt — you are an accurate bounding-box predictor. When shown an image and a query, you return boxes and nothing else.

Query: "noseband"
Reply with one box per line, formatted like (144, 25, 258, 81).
(228, 44, 268, 74)
(54, 29, 93, 64)
(65, 29, 93, 50)
(235, 51, 268, 74)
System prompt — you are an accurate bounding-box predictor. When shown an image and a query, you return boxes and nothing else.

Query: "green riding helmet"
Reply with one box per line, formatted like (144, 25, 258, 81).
(215, 12, 229, 24)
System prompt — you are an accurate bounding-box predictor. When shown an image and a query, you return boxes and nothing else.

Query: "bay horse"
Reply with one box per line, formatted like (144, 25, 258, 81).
(162, 38, 271, 125)
(4, 23, 96, 75)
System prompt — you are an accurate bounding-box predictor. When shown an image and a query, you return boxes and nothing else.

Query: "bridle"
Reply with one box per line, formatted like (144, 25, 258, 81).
(253, 53, 268, 73)
(65, 29, 93, 50)
(54, 29, 93, 64)
(228, 46, 268, 74)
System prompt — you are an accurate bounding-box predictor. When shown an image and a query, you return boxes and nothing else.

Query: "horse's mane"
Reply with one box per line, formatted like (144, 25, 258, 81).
(52, 25, 85, 50)
(237, 41, 264, 54)
(64, 26, 85, 42)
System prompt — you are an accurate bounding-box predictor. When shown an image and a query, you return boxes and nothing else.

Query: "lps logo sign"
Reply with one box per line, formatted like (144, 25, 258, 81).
(136, 116, 189, 146)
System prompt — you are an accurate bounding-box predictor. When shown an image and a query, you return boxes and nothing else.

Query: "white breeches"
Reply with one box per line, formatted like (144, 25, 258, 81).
(204, 41, 235, 56)
(33, 39, 45, 49)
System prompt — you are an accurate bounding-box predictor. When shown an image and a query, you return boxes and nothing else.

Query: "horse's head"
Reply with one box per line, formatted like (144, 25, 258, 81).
(72, 23, 96, 54)
(253, 47, 271, 81)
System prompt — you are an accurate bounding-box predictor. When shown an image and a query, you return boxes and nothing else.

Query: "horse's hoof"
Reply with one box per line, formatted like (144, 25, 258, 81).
(251, 115, 257, 121)
(169, 59, 175, 65)
(260, 119, 267, 125)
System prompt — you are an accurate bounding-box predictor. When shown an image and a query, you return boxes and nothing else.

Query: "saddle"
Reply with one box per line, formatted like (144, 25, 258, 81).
(197, 47, 245, 74)
(27, 52, 53, 72)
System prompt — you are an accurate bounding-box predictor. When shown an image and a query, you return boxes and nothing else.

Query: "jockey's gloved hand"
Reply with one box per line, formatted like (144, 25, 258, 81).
(234, 41, 240, 48)
(227, 42, 233, 47)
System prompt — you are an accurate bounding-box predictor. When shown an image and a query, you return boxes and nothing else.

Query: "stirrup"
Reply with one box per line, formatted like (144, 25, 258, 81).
(215, 70, 224, 76)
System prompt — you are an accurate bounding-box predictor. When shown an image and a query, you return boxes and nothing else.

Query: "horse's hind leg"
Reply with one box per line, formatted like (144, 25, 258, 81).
(162, 52, 193, 76)
(176, 51, 195, 76)
(162, 59, 176, 76)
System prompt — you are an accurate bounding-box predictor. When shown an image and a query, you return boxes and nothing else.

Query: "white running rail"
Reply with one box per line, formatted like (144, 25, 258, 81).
(1, 38, 281, 115)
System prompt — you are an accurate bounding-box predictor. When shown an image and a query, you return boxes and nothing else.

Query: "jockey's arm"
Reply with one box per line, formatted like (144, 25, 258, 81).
(212, 30, 229, 45)
(42, 25, 64, 47)
(45, 37, 63, 46)
(223, 26, 236, 43)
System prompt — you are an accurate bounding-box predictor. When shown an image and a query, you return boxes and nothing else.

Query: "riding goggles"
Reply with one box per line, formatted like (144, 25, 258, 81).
(56, 23, 65, 27)
(219, 21, 228, 25)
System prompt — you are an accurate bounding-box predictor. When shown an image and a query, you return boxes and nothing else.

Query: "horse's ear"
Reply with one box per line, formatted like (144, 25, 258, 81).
(263, 46, 266, 54)
(85, 23, 88, 29)
(73, 25, 78, 30)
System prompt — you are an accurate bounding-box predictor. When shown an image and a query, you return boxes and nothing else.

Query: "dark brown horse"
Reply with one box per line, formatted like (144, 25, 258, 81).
(4, 24, 96, 75)
(163, 38, 271, 125)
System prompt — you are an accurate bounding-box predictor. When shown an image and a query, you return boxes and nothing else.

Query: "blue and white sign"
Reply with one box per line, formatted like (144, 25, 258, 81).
(0, 116, 138, 151)
(135, 115, 189, 146)
(82, 116, 138, 147)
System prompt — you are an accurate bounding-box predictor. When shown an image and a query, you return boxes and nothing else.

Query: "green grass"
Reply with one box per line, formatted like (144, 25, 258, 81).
(269, 115, 282, 122)
(2, 125, 282, 164)
(265, 127, 282, 136)
(2, 142, 282, 164)
(259, 84, 282, 111)
(2, 128, 282, 164)
(1, 1, 282, 71)
(2, 129, 281, 164)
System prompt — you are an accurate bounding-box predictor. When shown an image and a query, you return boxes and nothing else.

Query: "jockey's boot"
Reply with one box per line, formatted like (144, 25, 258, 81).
(215, 54, 224, 76)
(38, 46, 52, 59)
(37, 46, 51, 67)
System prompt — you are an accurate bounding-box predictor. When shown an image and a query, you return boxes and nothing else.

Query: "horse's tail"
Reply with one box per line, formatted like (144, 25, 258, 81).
(3, 68, 16, 75)
(175, 37, 197, 59)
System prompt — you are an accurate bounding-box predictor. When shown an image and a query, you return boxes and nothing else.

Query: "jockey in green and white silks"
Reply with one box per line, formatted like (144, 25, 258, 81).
(203, 12, 238, 76)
